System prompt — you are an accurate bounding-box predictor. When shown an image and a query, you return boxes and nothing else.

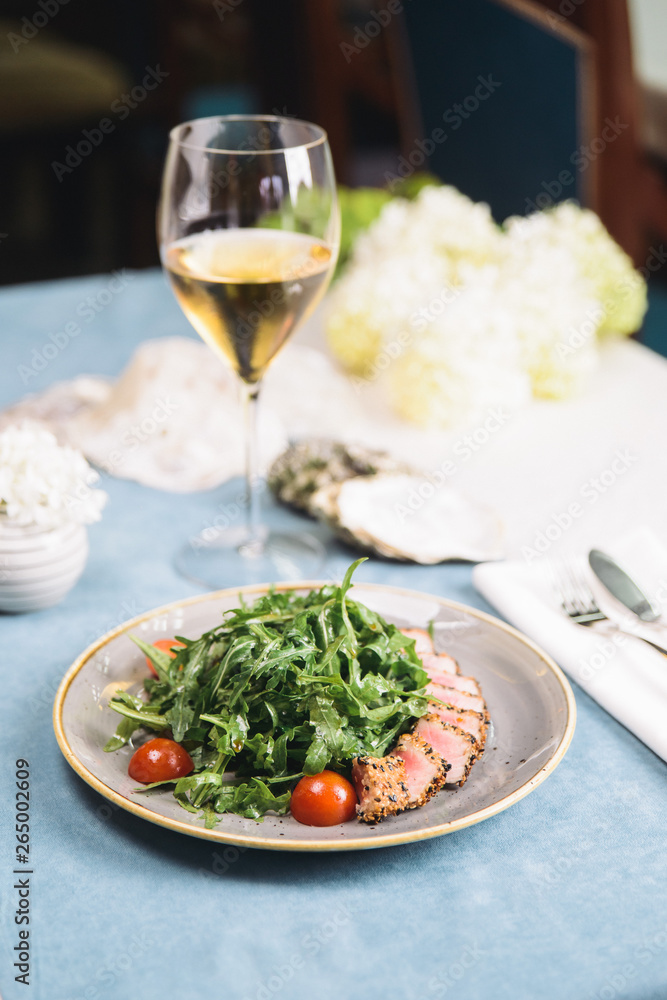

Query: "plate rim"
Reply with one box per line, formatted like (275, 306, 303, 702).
(53, 580, 576, 852)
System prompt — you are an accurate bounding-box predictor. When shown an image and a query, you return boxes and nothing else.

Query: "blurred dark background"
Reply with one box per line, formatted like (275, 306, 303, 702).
(1, 0, 667, 314)
(0, 0, 411, 285)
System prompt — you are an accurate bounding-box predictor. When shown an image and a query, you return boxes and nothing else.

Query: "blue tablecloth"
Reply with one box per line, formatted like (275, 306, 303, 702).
(1, 271, 666, 1000)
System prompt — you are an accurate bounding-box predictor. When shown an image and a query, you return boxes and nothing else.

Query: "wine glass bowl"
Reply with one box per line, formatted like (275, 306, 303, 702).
(158, 115, 339, 585)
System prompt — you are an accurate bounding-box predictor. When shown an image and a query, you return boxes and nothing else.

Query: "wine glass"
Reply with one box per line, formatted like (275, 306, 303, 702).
(158, 115, 340, 586)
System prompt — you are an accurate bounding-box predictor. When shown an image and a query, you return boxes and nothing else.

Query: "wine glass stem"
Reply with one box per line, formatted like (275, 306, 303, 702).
(242, 380, 263, 551)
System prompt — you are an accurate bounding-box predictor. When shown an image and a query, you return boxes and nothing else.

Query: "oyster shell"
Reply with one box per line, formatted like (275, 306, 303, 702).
(268, 439, 412, 515)
(310, 473, 504, 563)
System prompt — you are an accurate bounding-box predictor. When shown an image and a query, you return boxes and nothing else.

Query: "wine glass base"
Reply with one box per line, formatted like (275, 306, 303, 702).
(176, 525, 327, 589)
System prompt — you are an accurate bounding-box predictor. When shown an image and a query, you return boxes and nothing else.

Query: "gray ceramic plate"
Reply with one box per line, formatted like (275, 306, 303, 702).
(53, 582, 576, 851)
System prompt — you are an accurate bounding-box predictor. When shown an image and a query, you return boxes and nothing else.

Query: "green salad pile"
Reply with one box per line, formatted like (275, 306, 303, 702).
(105, 560, 430, 826)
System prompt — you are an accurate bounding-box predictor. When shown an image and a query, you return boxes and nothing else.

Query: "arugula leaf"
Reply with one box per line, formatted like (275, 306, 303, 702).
(129, 635, 174, 684)
(107, 701, 168, 729)
(104, 559, 430, 821)
(213, 779, 291, 821)
(304, 737, 330, 775)
(103, 716, 137, 752)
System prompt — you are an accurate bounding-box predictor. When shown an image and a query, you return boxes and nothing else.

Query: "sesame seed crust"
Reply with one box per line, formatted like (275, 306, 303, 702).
(428, 715, 480, 786)
(391, 733, 450, 809)
(352, 755, 411, 823)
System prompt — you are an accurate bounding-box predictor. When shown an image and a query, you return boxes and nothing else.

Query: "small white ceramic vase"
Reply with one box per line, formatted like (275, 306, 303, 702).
(0, 517, 89, 613)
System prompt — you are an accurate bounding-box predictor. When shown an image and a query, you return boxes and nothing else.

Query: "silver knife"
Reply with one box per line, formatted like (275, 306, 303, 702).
(588, 549, 661, 622)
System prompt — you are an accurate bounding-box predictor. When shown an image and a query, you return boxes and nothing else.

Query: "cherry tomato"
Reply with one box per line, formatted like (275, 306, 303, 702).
(128, 738, 193, 784)
(145, 638, 186, 677)
(290, 771, 357, 826)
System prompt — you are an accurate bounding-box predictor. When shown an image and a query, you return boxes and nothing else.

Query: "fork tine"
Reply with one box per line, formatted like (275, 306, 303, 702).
(562, 560, 591, 615)
(549, 559, 579, 614)
(550, 556, 607, 624)
(564, 558, 600, 615)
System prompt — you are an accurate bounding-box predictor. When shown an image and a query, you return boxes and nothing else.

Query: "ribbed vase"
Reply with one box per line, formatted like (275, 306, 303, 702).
(0, 517, 88, 613)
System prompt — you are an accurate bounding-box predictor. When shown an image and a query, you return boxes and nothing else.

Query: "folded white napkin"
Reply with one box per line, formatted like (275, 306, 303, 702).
(473, 527, 667, 763)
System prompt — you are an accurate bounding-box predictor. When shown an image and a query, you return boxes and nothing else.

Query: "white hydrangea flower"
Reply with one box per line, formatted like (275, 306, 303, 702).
(0, 422, 107, 529)
(327, 251, 448, 374)
(388, 266, 532, 426)
(504, 202, 647, 335)
(327, 185, 502, 376)
(326, 189, 647, 427)
(497, 237, 601, 399)
(354, 184, 503, 274)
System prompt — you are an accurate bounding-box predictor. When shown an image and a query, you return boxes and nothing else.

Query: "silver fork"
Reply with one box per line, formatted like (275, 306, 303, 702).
(551, 559, 667, 653)
(552, 560, 608, 625)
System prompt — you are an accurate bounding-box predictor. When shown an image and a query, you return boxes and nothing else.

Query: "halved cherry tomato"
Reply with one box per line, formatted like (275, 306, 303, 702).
(145, 638, 186, 677)
(128, 738, 193, 784)
(290, 771, 357, 826)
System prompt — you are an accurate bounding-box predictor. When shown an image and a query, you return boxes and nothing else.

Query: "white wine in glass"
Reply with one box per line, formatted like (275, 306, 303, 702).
(158, 115, 340, 586)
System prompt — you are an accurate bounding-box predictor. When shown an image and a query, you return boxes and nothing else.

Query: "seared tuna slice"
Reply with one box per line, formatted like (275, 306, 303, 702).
(390, 733, 450, 808)
(427, 703, 487, 749)
(420, 652, 459, 676)
(414, 715, 479, 785)
(400, 628, 434, 656)
(426, 682, 487, 716)
(352, 755, 410, 823)
(422, 665, 481, 696)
